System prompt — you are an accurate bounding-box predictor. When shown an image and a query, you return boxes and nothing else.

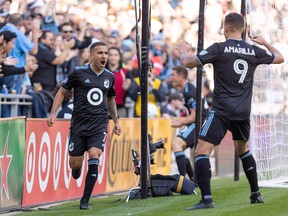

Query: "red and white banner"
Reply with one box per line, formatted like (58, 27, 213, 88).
(22, 119, 108, 207)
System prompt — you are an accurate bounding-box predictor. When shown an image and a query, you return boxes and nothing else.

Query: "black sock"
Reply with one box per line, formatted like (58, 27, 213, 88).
(175, 151, 186, 176)
(186, 158, 194, 180)
(239, 151, 259, 193)
(195, 154, 212, 203)
(81, 158, 99, 203)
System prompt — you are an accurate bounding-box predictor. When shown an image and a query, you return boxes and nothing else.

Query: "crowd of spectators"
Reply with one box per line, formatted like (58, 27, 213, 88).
(0, 0, 287, 118)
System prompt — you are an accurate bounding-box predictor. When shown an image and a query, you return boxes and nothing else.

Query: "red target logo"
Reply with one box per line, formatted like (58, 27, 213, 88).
(64, 136, 71, 189)
(53, 132, 62, 190)
(26, 132, 36, 194)
(38, 132, 51, 192)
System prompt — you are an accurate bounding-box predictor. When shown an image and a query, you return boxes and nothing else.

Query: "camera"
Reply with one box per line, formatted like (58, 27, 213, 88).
(148, 134, 164, 164)
(132, 149, 141, 175)
(148, 134, 164, 153)
(131, 134, 165, 176)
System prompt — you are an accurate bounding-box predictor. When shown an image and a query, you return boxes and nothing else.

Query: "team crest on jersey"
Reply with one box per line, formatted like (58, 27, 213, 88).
(68, 142, 74, 152)
(104, 79, 109, 88)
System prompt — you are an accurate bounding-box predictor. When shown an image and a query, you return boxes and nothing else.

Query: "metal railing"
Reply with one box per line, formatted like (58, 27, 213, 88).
(0, 94, 33, 117)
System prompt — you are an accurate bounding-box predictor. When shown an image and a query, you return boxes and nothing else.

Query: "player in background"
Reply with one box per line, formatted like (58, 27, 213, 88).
(170, 66, 209, 181)
(177, 12, 284, 210)
(47, 41, 121, 210)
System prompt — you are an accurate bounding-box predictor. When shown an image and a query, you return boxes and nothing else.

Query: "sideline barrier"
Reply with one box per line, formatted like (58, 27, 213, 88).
(106, 118, 173, 193)
(0, 117, 242, 212)
(0, 94, 33, 117)
(19, 117, 172, 208)
(22, 119, 108, 207)
(0, 117, 26, 211)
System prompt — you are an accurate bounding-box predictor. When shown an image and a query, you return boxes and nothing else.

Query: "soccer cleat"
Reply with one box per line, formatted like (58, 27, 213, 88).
(72, 165, 82, 179)
(186, 200, 215, 210)
(80, 199, 91, 210)
(250, 192, 264, 204)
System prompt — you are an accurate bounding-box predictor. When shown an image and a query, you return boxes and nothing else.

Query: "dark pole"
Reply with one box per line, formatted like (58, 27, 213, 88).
(233, 0, 246, 182)
(241, 0, 247, 41)
(193, 0, 206, 182)
(140, 0, 150, 199)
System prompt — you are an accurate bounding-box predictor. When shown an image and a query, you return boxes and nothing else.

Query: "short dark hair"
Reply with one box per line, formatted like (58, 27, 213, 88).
(7, 13, 22, 27)
(0, 30, 16, 42)
(58, 22, 72, 32)
(224, 13, 244, 32)
(90, 41, 108, 52)
(39, 30, 53, 41)
(172, 66, 188, 79)
(168, 92, 183, 103)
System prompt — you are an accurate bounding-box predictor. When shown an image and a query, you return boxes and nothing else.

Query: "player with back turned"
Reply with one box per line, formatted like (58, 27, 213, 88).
(47, 41, 121, 210)
(177, 12, 284, 210)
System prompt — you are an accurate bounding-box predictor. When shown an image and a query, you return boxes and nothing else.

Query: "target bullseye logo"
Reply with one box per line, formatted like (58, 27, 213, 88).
(26, 132, 36, 194)
(87, 88, 103, 106)
(38, 132, 51, 192)
(53, 132, 62, 190)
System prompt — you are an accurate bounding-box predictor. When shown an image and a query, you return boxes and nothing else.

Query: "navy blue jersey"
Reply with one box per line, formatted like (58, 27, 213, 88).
(196, 39, 275, 120)
(62, 64, 116, 136)
(183, 82, 209, 123)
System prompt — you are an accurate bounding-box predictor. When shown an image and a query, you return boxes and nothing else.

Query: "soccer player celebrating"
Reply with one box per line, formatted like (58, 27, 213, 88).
(177, 12, 284, 210)
(170, 66, 209, 181)
(47, 41, 121, 210)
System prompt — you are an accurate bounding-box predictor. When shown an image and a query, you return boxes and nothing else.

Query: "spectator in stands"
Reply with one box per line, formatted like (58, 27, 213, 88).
(121, 26, 136, 52)
(78, 47, 90, 66)
(47, 41, 121, 210)
(0, 13, 40, 94)
(128, 70, 166, 117)
(21, 12, 33, 35)
(159, 49, 173, 81)
(31, 30, 75, 92)
(59, 22, 92, 77)
(0, 0, 11, 12)
(109, 30, 121, 47)
(0, 13, 40, 117)
(0, 30, 38, 78)
(105, 46, 129, 117)
(90, 26, 105, 44)
(0, 8, 8, 29)
(177, 12, 284, 210)
(106, 35, 119, 48)
(161, 92, 185, 118)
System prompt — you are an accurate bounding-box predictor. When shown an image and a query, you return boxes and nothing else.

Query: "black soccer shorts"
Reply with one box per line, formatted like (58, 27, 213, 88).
(68, 130, 107, 156)
(176, 123, 196, 148)
(198, 110, 250, 145)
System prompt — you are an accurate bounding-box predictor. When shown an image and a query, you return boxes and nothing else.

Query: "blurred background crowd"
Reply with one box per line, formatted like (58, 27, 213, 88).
(0, 0, 287, 118)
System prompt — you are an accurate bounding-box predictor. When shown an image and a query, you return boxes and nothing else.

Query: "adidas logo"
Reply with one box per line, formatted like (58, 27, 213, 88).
(84, 79, 91, 83)
(247, 167, 254, 171)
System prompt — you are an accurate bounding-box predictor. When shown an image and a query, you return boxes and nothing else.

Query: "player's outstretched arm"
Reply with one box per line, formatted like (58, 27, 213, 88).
(176, 41, 201, 68)
(107, 97, 122, 136)
(251, 36, 284, 64)
(47, 87, 68, 127)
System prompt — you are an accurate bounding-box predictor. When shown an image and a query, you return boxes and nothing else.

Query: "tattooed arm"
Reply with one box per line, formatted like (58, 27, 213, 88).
(107, 97, 122, 135)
